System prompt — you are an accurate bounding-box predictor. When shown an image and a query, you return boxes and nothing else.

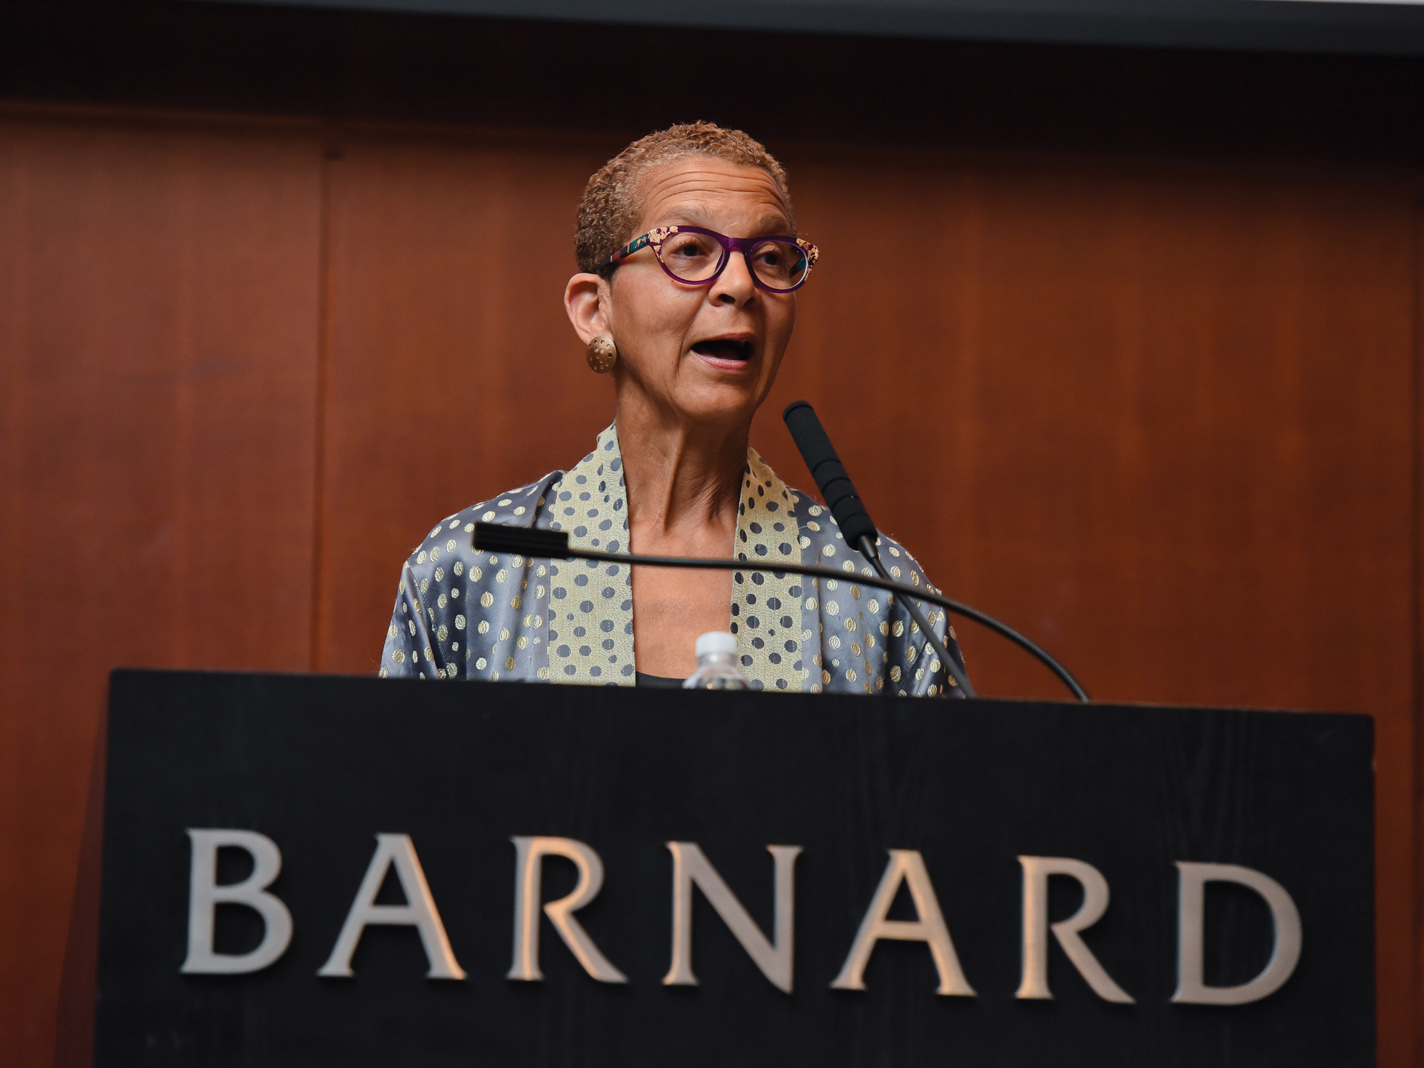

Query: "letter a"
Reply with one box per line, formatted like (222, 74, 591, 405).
(831, 849, 976, 996)
(318, 834, 466, 979)
(182, 829, 293, 974)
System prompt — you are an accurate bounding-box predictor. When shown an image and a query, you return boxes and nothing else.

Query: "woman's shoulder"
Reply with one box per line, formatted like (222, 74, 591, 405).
(781, 486, 940, 594)
(400, 470, 563, 570)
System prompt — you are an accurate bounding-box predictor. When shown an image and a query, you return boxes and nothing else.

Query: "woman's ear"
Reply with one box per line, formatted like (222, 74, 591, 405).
(564, 273, 610, 345)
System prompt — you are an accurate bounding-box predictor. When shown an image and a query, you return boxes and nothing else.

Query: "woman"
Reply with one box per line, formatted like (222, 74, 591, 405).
(381, 122, 961, 696)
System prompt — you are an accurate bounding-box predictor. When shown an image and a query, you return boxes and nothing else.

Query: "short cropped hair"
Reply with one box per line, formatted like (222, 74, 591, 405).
(575, 121, 795, 276)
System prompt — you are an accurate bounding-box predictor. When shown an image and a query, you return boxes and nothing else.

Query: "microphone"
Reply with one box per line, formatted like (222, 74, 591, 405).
(782, 401, 975, 697)
(781, 401, 878, 551)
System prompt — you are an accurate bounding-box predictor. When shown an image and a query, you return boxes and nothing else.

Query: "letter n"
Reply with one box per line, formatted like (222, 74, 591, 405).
(662, 842, 801, 993)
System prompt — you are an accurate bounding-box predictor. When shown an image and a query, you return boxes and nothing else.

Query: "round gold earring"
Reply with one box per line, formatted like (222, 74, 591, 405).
(586, 336, 618, 373)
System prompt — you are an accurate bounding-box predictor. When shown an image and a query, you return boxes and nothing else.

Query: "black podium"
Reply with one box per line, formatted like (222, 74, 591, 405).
(77, 670, 1374, 1066)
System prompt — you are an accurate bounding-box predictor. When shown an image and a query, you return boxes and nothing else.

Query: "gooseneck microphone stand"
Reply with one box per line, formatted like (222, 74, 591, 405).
(473, 523, 1090, 703)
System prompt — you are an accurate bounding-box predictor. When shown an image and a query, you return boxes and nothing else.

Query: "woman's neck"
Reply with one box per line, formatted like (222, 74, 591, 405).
(615, 398, 749, 544)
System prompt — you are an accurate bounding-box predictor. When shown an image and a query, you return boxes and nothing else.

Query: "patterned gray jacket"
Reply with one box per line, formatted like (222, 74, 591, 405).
(381, 423, 963, 696)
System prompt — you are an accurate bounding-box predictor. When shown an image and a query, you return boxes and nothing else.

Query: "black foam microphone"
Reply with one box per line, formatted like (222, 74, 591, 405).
(782, 400, 878, 551)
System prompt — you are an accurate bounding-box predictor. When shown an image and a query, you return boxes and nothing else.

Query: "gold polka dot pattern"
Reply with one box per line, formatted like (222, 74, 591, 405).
(730, 449, 803, 693)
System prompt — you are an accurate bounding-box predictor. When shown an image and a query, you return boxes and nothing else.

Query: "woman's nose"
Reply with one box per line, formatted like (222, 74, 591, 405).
(711, 250, 757, 304)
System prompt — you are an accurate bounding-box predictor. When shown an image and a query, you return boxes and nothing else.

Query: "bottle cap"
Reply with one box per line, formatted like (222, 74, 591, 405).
(695, 631, 738, 658)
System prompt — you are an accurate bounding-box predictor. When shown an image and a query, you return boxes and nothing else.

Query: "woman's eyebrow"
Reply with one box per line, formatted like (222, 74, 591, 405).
(653, 206, 791, 235)
(749, 214, 792, 235)
(656, 205, 717, 228)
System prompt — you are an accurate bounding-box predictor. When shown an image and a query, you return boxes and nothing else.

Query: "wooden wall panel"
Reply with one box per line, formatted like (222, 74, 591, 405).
(0, 111, 323, 1064)
(1415, 197, 1424, 1064)
(2, 107, 1419, 1066)
(765, 152, 1415, 711)
(316, 129, 625, 673)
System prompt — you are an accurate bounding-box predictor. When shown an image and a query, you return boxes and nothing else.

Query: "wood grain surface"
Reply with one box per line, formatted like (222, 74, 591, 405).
(0, 111, 324, 1064)
(314, 128, 622, 674)
(1, 106, 1420, 1065)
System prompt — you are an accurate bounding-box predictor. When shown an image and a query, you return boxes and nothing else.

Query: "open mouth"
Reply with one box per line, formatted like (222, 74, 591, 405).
(691, 338, 754, 362)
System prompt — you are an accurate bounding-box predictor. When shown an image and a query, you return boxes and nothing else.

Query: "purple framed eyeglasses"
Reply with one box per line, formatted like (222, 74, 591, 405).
(598, 225, 820, 293)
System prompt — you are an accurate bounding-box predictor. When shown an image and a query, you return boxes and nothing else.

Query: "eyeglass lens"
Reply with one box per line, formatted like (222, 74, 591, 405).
(655, 231, 810, 290)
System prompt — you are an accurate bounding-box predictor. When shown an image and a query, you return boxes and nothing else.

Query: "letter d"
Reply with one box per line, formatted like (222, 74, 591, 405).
(1173, 861, 1302, 1005)
(181, 829, 293, 974)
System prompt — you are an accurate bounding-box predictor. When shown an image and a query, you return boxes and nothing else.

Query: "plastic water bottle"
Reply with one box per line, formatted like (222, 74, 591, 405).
(683, 631, 752, 690)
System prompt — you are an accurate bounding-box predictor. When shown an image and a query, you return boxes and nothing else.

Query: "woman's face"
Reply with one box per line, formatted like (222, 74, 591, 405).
(597, 157, 798, 429)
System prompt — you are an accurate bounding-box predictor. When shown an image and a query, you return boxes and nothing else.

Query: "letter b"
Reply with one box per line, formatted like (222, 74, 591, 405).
(181, 829, 293, 974)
